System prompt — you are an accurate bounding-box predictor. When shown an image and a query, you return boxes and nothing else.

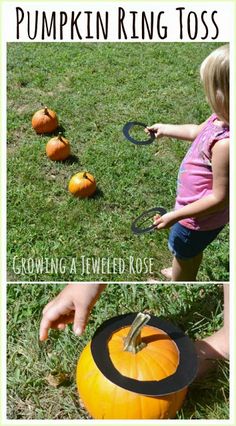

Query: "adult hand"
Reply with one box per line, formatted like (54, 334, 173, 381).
(39, 283, 106, 341)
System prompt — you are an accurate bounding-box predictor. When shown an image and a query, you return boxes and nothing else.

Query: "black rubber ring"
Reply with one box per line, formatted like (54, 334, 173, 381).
(91, 313, 198, 396)
(123, 122, 155, 145)
(131, 207, 167, 235)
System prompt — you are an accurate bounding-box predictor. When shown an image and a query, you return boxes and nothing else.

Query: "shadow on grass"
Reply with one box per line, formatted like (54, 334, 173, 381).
(161, 286, 224, 337)
(69, 187, 104, 201)
(58, 377, 73, 388)
(63, 155, 80, 165)
(160, 286, 229, 419)
(182, 361, 229, 419)
(57, 125, 66, 134)
(90, 187, 104, 200)
(37, 125, 67, 138)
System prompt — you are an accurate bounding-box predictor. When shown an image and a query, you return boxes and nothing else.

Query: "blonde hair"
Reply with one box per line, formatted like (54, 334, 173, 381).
(200, 44, 229, 125)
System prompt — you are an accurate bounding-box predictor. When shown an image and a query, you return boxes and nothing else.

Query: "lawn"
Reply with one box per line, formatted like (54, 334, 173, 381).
(7, 42, 229, 281)
(7, 283, 229, 420)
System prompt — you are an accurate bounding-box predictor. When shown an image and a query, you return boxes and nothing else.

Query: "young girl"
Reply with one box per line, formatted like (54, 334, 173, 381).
(146, 44, 229, 281)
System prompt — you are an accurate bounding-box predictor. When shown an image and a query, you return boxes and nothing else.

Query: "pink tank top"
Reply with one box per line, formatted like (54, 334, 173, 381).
(175, 114, 229, 231)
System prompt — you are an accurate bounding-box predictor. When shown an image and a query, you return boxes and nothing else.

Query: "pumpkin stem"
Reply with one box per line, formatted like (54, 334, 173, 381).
(58, 132, 63, 141)
(44, 106, 49, 115)
(82, 172, 94, 183)
(124, 313, 151, 354)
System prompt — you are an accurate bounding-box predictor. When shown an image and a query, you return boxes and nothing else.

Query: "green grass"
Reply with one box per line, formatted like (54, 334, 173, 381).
(7, 42, 229, 281)
(7, 283, 229, 420)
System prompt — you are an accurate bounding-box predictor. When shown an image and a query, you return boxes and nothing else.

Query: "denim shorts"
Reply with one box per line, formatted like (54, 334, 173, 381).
(168, 222, 224, 260)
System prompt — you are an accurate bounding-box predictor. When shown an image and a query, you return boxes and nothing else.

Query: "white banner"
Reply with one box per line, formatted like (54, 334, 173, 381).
(2, 1, 235, 42)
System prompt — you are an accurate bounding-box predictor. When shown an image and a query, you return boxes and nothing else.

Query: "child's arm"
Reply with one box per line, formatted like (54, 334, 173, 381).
(39, 283, 106, 341)
(154, 139, 229, 228)
(146, 121, 207, 141)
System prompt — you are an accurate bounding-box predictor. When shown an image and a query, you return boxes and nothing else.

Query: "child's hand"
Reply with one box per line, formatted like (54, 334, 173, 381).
(154, 211, 177, 229)
(39, 283, 106, 341)
(145, 123, 166, 139)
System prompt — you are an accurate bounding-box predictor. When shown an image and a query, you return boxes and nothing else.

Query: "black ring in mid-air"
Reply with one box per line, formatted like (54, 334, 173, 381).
(131, 207, 167, 235)
(91, 313, 198, 397)
(123, 122, 155, 145)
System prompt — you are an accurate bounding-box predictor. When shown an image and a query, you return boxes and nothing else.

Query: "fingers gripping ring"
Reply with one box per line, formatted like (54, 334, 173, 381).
(123, 122, 155, 146)
(131, 207, 167, 235)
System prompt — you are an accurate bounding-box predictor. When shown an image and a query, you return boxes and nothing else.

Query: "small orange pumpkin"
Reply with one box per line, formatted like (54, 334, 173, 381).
(46, 133, 71, 161)
(68, 172, 96, 198)
(76, 313, 188, 419)
(32, 106, 58, 134)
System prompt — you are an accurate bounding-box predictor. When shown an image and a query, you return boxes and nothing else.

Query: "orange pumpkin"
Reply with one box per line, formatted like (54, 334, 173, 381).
(68, 172, 96, 198)
(46, 133, 71, 161)
(76, 313, 188, 419)
(32, 106, 58, 134)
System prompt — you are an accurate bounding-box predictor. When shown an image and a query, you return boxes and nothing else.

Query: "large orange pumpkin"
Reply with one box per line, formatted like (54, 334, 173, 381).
(46, 133, 71, 161)
(68, 172, 96, 198)
(32, 106, 58, 134)
(76, 313, 196, 419)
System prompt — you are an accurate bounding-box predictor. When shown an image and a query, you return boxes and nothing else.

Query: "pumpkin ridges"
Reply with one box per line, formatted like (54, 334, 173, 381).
(32, 107, 58, 134)
(110, 351, 141, 381)
(139, 328, 180, 359)
(111, 375, 124, 418)
(77, 316, 188, 419)
(144, 340, 179, 355)
(79, 344, 121, 418)
(68, 172, 96, 198)
(76, 344, 104, 416)
(46, 134, 71, 161)
(139, 392, 145, 420)
(142, 393, 165, 419)
(141, 339, 179, 360)
(140, 348, 175, 381)
(167, 387, 187, 418)
(139, 349, 175, 380)
(110, 350, 157, 381)
(159, 397, 171, 419)
(169, 388, 178, 418)
(136, 351, 158, 381)
(144, 349, 179, 371)
(108, 325, 179, 381)
(77, 343, 186, 419)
